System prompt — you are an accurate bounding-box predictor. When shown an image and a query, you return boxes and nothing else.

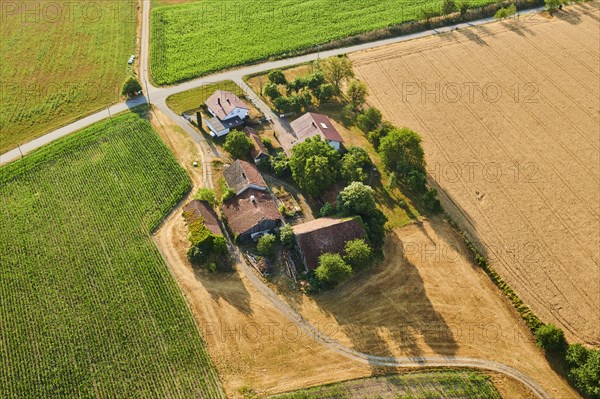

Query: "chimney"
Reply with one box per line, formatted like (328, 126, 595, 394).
(217, 97, 221, 105)
(311, 121, 317, 128)
(226, 98, 231, 105)
(250, 195, 256, 204)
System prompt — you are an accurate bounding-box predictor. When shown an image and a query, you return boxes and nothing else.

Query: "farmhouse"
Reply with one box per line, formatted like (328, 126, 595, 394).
(244, 127, 269, 164)
(204, 90, 250, 137)
(223, 159, 268, 195)
(290, 112, 344, 150)
(292, 217, 366, 271)
(221, 189, 282, 242)
(182, 200, 221, 235)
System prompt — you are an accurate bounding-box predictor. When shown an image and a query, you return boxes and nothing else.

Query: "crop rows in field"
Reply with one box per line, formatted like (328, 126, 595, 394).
(271, 371, 501, 399)
(0, 113, 224, 398)
(149, 0, 497, 85)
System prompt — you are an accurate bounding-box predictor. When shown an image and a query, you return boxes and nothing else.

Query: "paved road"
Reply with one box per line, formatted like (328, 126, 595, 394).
(1, 3, 554, 398)
(0, 4, 544, 165)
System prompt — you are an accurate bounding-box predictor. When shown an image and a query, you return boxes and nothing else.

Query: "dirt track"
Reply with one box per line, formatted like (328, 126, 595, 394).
(351, 3, 600, 346)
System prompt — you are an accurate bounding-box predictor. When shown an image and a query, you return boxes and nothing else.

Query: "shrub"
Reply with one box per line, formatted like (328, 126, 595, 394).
(207, 263, 217, 273)
(121, 76, 142, 98)
(257, 233, 276, 256)
(545, 0, 563, 13)
(279, 224, 295, 248)
(315, 253, 352, 286)
(222, 188, 236, 202)
(420, 187, 441, 212)
(306, 72, 325, 93)
(356, 107, 382, 133)
(535, 324, 567, 353)
(367, 121, 395, 150)
(224, 130, 253, 159)
(457, 0, 469, 20)
(442, 0, 457, 15)
(194, 188, 216, 207)
(343, 239, 372, 269)
(319, 202, 337, 217)
(261, 137, 273, 152)
(567, 346, 600, 398)
(494, 4, 516, 19)
(212, 235, 227, 254)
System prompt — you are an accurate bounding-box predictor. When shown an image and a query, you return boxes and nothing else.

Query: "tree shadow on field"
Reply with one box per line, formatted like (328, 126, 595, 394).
(456, 28, 488, 46)
(501, 19, 536, 37)
(554, 8, 583, 25)
(192, 262, 253, 316)
(301, 232, 458, 373)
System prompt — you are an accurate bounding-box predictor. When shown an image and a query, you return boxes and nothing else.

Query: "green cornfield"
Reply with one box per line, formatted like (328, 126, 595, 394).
(271, 371, 502, 398)
(0, 112, 224, 398)
(149, 0, 496, 85)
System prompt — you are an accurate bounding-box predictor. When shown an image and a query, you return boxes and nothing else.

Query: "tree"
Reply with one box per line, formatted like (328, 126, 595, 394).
(273, 96, 292, 114)
(257, 233, 276, 256)
(315, 253, 352, 285)
(318, 83, 336, 103)
(279, 224, 295, 248)
(321, 56, 354, 92)
(121, 76, 142, 98)
(535, 324, 567, 353)
(341, 147, 371, 184)
(263, 82, 280, 100)
(343, 239, 372, 269)
(567, 347, 600, 398)
(289, 136, 340, 197)
(442, 0, 457, 15)
(457, 0, 469, 20)
(346, 80, 368, 110)
(306, 72, 325, 93)
(223, 130, 252, 160)
(378, 127, 426, 191)
(212, 235, 227, 254)
(268, 69, 287, 85)
(337, 181, 376, 216)
(356, 107, 382, 133)
(367, 121, 395, 149)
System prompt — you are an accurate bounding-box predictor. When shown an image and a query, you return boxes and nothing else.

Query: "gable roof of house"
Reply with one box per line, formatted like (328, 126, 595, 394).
(290, 112, 344, 144)
(221, 189, 281, 235)
(292, 217, 366, 270)
(205, 90, 249, 121)
(223, 160, 268, 194)
(182, 200, 222, 235)
(244, 127, 269, 160)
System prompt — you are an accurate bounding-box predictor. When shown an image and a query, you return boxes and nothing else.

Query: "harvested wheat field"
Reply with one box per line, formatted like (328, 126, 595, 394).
(284, 219, 579, 398)
(351, 3, 600, 346)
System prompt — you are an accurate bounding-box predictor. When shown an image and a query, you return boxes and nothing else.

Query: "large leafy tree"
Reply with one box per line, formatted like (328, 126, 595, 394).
(341, 147, 372, 184)
(315, 253, 352, 285)
(223, 130, 253, 160)
(379, 127, 426, 191)
(346, 79, 368, 110)
(337, 181, 376, 216)
(321, 56, 354, 92)
(289, 137, 340, 197)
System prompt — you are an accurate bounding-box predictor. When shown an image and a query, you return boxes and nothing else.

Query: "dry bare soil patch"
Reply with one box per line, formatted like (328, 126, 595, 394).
(350, 3, 600, 346)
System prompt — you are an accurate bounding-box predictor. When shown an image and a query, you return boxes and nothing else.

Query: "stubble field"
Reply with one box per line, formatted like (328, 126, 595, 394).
(350, 3, 600, 347)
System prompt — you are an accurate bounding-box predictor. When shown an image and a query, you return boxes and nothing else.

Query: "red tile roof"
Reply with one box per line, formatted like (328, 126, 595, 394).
(244, 128, 269, 160)
(221, 189, 281, 236)
(182, 200, 222, 235)
(292, 217, 366, 270)
(290, 112, 344, 144)
(205, 90, 249, 121)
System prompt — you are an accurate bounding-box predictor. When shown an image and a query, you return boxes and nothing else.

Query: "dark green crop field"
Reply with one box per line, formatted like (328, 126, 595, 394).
(150, 0, 495, 85)
(0, 112, 224, 398)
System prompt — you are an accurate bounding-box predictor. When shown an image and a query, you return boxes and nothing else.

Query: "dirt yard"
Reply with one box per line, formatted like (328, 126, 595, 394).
(151, 106, 553, 397)
(350, 3, 600, 347)
(281, 218, 579, 398)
